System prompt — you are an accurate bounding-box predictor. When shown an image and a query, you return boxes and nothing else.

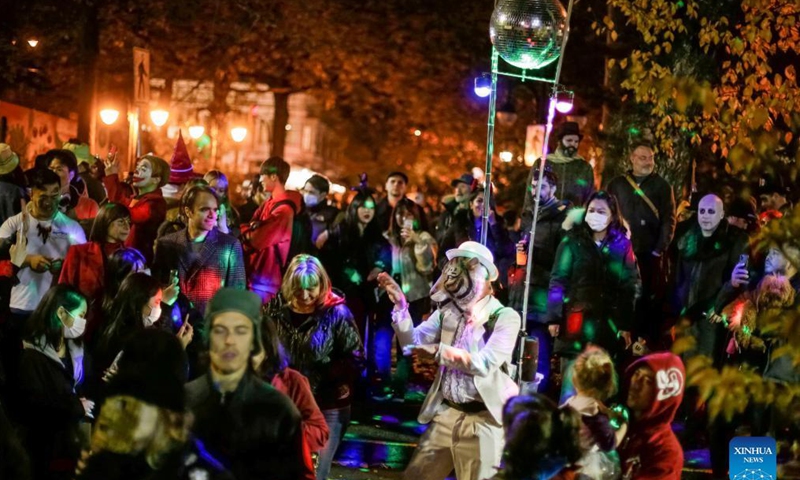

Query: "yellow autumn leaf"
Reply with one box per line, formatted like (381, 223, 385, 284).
(620, 58, 628, 69)
(751, 107, 769, 128)
(611, 30, 619, 42)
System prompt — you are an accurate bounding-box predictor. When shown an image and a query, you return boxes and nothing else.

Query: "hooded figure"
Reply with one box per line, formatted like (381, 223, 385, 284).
(618, 352, 685, 480)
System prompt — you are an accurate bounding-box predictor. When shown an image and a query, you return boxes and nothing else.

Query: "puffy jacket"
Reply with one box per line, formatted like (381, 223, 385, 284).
(545, 218, 640, 356)
(263, 293, 364, 410)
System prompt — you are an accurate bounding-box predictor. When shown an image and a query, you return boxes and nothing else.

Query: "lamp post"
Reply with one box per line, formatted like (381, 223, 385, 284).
(477, 0, 577, 385)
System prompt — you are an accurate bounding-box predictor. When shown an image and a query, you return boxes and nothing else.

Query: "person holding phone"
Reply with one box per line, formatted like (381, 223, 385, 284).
(375, 197, 437, 398)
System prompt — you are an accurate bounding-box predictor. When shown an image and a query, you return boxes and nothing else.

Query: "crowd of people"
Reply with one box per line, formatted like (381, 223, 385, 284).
(0, 117, 797, 480)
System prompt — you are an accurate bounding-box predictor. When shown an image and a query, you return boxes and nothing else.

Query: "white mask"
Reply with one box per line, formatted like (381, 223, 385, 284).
(144, 304, 161, 327)
(303, 193, 320, 208)
(63, 311, 87, 339)
(585, 212, 610, 232)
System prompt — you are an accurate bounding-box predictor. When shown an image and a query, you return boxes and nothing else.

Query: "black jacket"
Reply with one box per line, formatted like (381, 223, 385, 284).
(669, 222, 748, 319)
(438, 209, 514, 274)
(509, 199, 570, 321)
(320, 222, 391, 302)
(185, 372, 306, 480)
(545, 226, 640, 355)
(13, 346, 85, 479)
(264, 294, 364, 410)
(607, 172, 676, 255)
(307, 203, 340, 243)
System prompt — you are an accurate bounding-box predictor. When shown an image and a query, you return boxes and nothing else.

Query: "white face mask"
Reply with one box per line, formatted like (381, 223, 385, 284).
(144, 304, 161, 327)
(585, 212, 610, 232)
(303, 193, 320, 208)
(63, 310, 87, 339)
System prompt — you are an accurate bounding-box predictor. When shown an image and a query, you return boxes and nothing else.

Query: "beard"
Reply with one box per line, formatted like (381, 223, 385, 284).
(562, 146, 577, 157)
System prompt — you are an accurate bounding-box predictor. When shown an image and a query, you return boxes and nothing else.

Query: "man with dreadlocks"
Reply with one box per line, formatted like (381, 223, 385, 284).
(378, 241, 521, 480)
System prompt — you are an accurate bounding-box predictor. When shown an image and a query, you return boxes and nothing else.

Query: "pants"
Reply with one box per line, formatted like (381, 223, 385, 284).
(316, 406, 351, 480)
(635, 252, 667, 346)
(527, 323, 553, 392)
(403, 407, 504, 480)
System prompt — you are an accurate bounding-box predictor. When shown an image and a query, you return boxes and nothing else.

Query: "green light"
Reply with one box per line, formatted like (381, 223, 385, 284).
(364, 200, 375, 209)
(628, 127, 641, 135)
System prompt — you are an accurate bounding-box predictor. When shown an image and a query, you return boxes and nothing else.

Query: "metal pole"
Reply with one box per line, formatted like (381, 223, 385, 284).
(516, 0, 576, 385)
(135, 106, 142, 160)
(480, 48, 499, 246)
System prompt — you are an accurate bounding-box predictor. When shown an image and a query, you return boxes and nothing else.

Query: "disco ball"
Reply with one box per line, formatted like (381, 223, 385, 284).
(490, 0, 568, 70)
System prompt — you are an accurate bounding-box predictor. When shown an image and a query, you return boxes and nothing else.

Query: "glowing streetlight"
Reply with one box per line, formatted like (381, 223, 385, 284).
(414, 129, 422, 137)
(474, 74, 492, 98)
(499, 151, 514, 162)
(230, 127, 247, 143)
(555, 90, 575, 113)
(27, 39, 39, 48)
(150, 109, 169, 127)
(188, 125, 205, 139)
(285, 124, 292, 131)
(99, 109, 120, 126)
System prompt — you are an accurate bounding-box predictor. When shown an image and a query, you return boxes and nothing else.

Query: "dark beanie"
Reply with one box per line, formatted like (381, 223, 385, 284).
(205, 288, 262, 353)
(104, 330, 187, 412)
(386, 171, 409, 184)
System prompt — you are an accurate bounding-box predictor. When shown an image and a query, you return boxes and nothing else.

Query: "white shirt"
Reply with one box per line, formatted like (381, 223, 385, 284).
(0, 208, 86, 311)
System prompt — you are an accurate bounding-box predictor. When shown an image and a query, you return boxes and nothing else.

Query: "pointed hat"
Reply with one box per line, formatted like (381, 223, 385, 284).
(168, 131, 194, 184)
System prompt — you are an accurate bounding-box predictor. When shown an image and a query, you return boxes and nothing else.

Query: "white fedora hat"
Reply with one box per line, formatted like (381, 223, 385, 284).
(445, 241, 499, 282)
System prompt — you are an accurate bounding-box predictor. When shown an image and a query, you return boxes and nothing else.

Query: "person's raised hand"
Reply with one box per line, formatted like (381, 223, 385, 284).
(177, 318, 194, 349)
(548, 324, 560, 338)
(377, 272, 408, 311)
(731, 262, 749, 288)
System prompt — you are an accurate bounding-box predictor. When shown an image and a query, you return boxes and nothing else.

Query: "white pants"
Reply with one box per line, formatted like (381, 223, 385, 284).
(403, 406, 504, 480)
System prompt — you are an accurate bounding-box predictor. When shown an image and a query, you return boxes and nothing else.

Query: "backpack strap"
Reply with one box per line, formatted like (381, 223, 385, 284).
(624, 174, 660, 220)
(269, 198, 298, 215)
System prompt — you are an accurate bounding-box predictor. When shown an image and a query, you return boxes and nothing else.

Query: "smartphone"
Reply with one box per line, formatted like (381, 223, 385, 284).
(739, 254, 749, 269)
(403, 218, 414, 230)
(169, 268, 179, 284)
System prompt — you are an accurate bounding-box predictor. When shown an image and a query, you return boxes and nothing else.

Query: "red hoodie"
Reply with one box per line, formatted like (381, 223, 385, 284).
(241, 189, 300, 302)
(618, 352, 685, 480)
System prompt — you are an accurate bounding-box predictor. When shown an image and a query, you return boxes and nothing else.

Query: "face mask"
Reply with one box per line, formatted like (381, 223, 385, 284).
(144, 304, 161, 327)
(585, 212, 610, 232)
(563, 146, 578, 157)
(63, 310, 87, 339)
(303, 193, 320, 208)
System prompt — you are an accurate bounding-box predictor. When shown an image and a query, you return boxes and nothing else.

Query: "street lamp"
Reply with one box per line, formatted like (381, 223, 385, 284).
(555, 89, 575, 113)
(499, 151, 514, 162)
(27, 39, 39, 48)
(188, 125, 205, 139)
(99, 109, 120, 126)
(150, 109, 169, 127)
(230, 127, 247, 143)
(474, 74, 492, 98)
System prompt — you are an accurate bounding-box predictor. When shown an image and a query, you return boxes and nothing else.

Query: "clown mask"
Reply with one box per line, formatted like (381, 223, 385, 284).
(133, 159, 157, 189)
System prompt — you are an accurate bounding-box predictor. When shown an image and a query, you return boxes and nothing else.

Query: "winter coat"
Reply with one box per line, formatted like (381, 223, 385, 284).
(545, 217, 640, 357)
(153, 228, 246, 314)
(669, 223, 748, 320)
(270, 368, 330, 453)
(435, 195, 469, 244)
(264, 293, 364, 410)
(509, 198, 570, 322)
(241, 189, 299, 302)
(13, 341, 85, 479)
(619, 353, 685, 480)
(186, 372, 309, 480)
(320, 221, 391, 306)
(58, 241, 123, 341)
(606, 171, 676, 256)
(438, 209, 513, 276)
(103, 174, 167, 265)
(524, 149, 595, 211)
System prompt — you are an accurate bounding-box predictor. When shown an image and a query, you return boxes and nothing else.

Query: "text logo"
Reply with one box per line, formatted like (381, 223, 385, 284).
(729, 437, 776, 480)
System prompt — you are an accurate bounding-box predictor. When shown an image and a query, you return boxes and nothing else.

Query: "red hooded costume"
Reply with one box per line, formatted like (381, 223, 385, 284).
(619, 352, 685, 480)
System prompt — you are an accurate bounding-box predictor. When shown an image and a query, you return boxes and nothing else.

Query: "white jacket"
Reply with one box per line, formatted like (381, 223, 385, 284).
(392, 295, 521, 426)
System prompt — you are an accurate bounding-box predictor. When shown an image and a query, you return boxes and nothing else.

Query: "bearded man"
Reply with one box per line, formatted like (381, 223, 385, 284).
(378, 241, 521, 480)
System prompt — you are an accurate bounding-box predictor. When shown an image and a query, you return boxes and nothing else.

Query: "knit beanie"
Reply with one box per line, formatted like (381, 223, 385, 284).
(168, 131, 194, 184)
(205, 288, 262, 353)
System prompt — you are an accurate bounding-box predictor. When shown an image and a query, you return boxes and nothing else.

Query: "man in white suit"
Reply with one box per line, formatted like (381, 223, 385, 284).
(378, 241, 521, 480)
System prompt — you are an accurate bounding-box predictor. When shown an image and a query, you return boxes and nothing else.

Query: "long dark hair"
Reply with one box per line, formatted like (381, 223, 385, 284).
(25, 284, 86, 351)
(579, 190, 627, 238)
(99, 273, 161, 353)
(343, 191, 382, 244)
(89, 202, 131, 243)
(388, 197, 425, 245)
(257, 317, 289, 381)
(500, 395, 584, 480)
(102, 248, 147, 314)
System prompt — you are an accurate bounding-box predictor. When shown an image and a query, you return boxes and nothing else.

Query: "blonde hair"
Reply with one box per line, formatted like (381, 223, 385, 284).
(280, 254, 333, 308)
(572, 346, 617, 401)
